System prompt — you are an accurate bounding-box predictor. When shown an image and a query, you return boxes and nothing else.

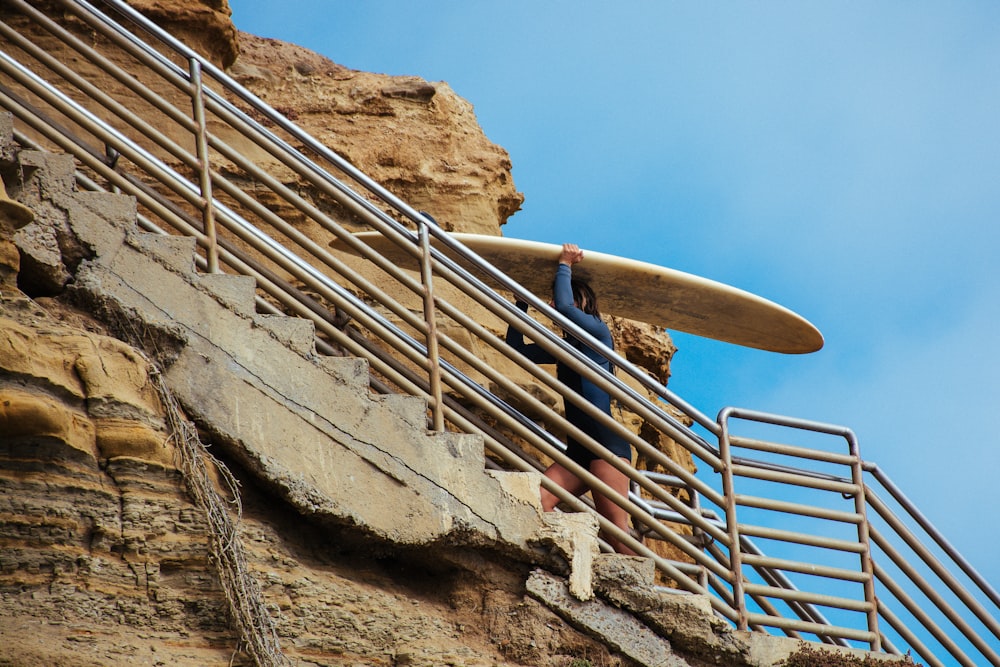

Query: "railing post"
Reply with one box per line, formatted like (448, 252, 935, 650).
(689, 488, 710, 590)
(847, 431, 882, 651)
(188, 58, 218, 273)
(418, 222, 445, 431)
(718, 411, 748, 630)
(104, 144, 120, 193)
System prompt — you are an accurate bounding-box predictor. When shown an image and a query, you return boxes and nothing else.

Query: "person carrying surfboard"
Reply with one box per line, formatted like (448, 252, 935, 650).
(505, 243, 637, 556)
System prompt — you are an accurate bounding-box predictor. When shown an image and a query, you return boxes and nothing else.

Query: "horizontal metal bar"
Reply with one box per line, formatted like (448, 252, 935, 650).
(730, 464, 859, 496)
(728, 435, 857, 465)
(737, 525, 867, 553)
(740, 554, 870, 583)
(735, 494, 863, 524)
(743, 583, 872, 613)
(638, 470, 691, 490)
(737, 538, 847, 644)
(720, 407, 858, 446)
(745, 613, 877, 645)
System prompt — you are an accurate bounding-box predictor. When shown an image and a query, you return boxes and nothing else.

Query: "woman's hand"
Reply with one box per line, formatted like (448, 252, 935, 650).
(559, 243, 584, 266)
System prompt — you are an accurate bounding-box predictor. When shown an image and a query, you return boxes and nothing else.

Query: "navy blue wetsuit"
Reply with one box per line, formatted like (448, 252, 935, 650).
(505, 264, 632, 468)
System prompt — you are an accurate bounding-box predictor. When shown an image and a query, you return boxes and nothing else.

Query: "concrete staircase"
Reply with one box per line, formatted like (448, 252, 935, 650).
(12, 140, 547, 554)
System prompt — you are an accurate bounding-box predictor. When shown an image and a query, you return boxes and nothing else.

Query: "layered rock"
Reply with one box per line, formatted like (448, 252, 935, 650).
(0, 296, 231, 664)
(0, 294, 645, 667)
(230, 32, 524, 235)
(0, 0, 704, 664)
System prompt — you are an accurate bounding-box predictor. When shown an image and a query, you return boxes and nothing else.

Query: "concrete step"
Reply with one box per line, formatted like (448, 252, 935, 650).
(130, 232, 320, 353)
(64, 189, 541, 554)
(17, 150, 76, 200)
(131, 232, 198, 276)
(371, 392, 431, 432)
(196, 272, 257, 318)
(316, 354, 370, 394)
(257, 314, 317, 356)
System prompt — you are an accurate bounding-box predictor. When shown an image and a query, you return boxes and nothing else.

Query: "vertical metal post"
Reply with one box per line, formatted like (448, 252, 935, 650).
(418, 224, 445, 431)
(104, 144, 120, 194)
(847, 431, 882, 651)
(188, 58, 218, 273)
(718, 415, 748, 630)
(689, 489, 709, 590)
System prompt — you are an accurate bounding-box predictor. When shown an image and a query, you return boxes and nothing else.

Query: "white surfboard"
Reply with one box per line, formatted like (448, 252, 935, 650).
(331, 232, 824, 354)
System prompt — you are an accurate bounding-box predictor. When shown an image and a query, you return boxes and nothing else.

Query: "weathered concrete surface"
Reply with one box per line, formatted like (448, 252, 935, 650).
(739, 632, 910, 666)
(13, 145, 548, 553)
(533, 512, 602, 601)
(585, 555, 913, 666)
(594, 555, 750, 664)
(527, 568, 693, 667)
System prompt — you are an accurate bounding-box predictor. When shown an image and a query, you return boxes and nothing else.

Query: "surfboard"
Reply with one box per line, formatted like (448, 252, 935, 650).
(331, 232, 824, 354)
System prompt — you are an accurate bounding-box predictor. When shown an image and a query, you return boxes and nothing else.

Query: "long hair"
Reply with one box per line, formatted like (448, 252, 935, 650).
(570, 279, 613, 373)
(572, 279, 600, 317)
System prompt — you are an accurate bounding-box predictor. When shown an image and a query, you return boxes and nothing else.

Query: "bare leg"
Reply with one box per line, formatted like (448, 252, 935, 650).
(539, 462, 587, 512)
(590, 458, 638, 556)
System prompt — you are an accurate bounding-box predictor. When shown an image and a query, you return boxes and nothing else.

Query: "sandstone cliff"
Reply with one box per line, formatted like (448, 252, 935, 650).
(0, 157, 644, 666)
(0, 2, 709, 666)
(230, 32, 524, 237)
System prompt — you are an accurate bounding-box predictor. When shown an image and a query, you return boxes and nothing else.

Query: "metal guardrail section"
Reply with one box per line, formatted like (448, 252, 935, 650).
(1, 0, 996, 663)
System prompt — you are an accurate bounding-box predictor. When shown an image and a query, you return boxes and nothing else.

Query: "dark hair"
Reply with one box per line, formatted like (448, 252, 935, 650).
(572, 279, 600, 317)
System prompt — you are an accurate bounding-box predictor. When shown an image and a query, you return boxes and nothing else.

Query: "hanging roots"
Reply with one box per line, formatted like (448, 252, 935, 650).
(108, 308, 288, 667)
(151, 365, 289, 667)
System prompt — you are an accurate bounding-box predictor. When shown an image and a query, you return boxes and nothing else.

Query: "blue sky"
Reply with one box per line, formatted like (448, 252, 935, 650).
(227, 0, 999, 603)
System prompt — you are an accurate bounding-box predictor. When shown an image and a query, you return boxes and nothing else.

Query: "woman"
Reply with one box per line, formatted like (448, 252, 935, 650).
(505, 243, 637, 555)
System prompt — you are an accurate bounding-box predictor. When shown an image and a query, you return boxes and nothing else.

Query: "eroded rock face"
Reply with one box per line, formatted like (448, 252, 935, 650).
(0, 0, 699, 663)
(229, 32, 524, 235)
(0, 296, 637, 667)
(0, 297, 228, 664)
(127, 0, 240, 68)
(0, 298, 168, 461)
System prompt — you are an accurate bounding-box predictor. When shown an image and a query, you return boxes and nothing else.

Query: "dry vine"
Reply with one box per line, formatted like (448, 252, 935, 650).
(104, 306, 288, 667)
(150, 365, 289, 667)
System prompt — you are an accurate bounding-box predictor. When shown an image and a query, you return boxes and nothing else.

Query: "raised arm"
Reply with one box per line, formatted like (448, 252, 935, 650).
(505, 300, 557, 364)
(552, 244, 608, 340)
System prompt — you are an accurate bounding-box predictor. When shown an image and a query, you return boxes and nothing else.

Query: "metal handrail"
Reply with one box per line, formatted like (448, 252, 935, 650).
(718, 408, 881, 648)
(716, 409, 999, 661)
(2, 0, 725, 564)
(2, 1, 997, 662)
(0, 27, 715, 597)
(80, 0, 726, 438)
(864, 462, 1000, 610)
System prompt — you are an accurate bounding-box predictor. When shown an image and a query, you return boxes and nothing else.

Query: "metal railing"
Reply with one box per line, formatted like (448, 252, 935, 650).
(718, 408, 881, 648)
(1, 1, 996, 663)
